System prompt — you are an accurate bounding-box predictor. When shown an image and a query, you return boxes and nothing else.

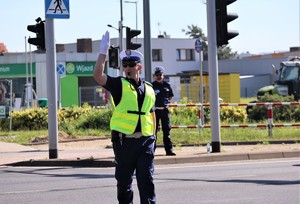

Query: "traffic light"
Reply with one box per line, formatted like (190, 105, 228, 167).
(109, 47, 119, 69)
(27, 18, 45, 50)
(126, 27, 141, 50)
(215, 0, 239, 47)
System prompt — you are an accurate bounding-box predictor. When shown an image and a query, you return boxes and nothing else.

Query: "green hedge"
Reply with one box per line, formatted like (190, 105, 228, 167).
(247, 94, 300, 122)
(1, 96, 299, 131)
(0, 104, 112, 131)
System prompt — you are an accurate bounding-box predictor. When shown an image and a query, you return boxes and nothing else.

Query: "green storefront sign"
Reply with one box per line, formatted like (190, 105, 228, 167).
(61, 62, 96, 107)
(65, 62, 95, 76)
(0, 63, 36, 77)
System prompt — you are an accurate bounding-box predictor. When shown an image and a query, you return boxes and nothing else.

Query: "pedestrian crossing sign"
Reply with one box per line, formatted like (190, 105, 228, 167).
(45, 0, 70, 19)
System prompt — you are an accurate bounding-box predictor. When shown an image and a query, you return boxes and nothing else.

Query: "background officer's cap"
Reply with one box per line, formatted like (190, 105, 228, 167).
(154, 66, 165, 74)
(119, 50, 144, 62)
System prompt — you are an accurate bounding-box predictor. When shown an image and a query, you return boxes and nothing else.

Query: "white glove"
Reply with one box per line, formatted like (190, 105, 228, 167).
(99, 31, 110, 55)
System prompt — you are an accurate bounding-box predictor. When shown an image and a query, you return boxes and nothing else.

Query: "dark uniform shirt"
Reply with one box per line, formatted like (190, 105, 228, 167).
(152, 80, 174, 108)
(104, 75, 153, 133)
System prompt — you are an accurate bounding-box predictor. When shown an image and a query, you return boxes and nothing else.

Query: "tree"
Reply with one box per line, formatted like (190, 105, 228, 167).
(182, 24, 237, 60)
(182, 24, 208, 60)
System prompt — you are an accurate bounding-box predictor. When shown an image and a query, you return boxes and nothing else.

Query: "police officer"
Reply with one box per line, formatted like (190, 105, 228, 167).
(152, 66, 176, 156)
(93, 31, 156, 204)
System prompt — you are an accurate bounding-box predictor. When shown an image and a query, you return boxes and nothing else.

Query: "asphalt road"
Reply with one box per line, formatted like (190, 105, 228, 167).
(0, 159, 299, 204)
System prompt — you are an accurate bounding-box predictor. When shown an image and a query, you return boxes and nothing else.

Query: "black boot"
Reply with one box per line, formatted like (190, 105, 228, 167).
(166, 151, 176, 156)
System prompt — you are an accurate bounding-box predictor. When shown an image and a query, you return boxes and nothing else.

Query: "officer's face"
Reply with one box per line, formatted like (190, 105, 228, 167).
(122, 61, 140, 79)
(155, 73, 163, 82)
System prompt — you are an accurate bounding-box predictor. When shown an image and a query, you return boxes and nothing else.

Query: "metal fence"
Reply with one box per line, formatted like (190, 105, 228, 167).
(168, 102, 300, 136)
(79, 86, 108, 107)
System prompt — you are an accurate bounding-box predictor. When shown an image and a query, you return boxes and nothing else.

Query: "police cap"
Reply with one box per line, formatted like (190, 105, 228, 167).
(119, 49, 144, 62)
(154, 66, 165, 74)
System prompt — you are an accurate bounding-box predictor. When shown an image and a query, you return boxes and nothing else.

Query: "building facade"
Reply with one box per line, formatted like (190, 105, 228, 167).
(0, 36, 299, 108)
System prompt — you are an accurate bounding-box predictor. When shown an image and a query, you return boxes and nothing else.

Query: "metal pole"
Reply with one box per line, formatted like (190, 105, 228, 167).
(9, 80, 12, 130)
(119, 0, 124, 76)
(143, 0, 152, 82)
(199, 50, 204, 125)
(206, 0, 221, 153)
(135, 1, 138, 30)
(119, 21, 123, 76)
(29, 43, 33, 108)
(25, 37, 29, 109)
(267, 104, 273, 136)
(57, 73, 61, 109)
(45, 18, 58, 159)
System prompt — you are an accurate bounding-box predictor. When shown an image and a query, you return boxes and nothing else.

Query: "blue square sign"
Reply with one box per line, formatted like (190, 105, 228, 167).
(45, 0, 70, 19)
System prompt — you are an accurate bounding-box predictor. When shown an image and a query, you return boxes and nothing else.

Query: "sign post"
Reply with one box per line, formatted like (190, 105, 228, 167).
(44, 0, 70, 159)
(195, 38, 204, 126)
(56, 63, 65, 109)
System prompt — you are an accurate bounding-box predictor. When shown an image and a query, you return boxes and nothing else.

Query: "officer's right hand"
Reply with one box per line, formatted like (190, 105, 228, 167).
(99, 31, 110, 55)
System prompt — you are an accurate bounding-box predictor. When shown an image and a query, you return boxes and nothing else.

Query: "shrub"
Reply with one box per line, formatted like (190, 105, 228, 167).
(169, 97, 246, 125)
(74, 109, 112, 130)
(247, 94, 299, 122)
(220, 106, 247, 123)
(1, 104, 112, 131)
(10, 108, 48, 130)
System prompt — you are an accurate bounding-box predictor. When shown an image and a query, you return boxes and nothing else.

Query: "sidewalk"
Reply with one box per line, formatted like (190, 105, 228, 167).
(0, 140, 299, 167)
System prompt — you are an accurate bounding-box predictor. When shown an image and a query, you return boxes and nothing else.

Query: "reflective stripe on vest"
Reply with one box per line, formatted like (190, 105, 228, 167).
(110, 79, 155, 136)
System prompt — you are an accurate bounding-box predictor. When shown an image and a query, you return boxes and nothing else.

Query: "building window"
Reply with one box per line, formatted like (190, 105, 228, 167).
(176, 49, 195, 61)
(152, 49, 162, 61)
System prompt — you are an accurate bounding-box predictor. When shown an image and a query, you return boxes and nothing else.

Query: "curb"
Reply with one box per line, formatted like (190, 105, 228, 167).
(154, 151, 300, 165)
(8, 159, 115, 168)
(7, 151, 300, 168)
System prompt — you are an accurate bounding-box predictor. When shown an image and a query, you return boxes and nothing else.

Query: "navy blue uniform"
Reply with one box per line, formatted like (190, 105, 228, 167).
(152, 80, 174, 154)
(104, 75, 156, 204)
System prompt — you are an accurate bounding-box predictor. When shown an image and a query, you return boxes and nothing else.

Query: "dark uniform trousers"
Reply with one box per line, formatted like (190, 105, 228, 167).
(155, 108, 173, 153)
(112, 131, 156, 204)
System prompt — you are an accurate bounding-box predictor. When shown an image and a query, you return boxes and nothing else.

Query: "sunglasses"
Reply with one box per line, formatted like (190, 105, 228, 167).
(122, 61, 138, 68)
(155, 73, 162, 76)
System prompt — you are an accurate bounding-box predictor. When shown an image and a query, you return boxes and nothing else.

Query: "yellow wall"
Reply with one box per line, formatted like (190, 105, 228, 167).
(180, 73, 240, 103)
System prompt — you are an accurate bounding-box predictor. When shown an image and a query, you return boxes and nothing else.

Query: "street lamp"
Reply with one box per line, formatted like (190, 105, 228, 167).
(124, 1, 138, 30)
(107, 24, 120, 32)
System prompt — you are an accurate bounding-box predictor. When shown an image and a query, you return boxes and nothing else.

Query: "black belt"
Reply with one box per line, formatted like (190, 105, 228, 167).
(155, 107, 166, 110)
(112, 130, 143, 139)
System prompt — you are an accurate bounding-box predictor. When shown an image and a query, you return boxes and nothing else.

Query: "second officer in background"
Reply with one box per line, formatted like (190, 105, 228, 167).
(152, 66, 176, 156)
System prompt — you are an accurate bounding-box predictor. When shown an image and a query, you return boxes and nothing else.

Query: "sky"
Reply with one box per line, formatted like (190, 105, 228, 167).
(1, 0, 299, 54)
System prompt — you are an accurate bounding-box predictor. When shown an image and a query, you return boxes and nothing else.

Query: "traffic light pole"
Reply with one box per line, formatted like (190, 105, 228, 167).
(119, 20, 123, 76)
(206, 0, 221, 153)
(119, 0, 124, 76)
(45, 18, 58, 159)
(143, 0, 152, 82)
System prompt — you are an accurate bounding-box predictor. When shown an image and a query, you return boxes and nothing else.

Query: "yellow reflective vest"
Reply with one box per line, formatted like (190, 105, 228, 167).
(110, 78, 155, 136)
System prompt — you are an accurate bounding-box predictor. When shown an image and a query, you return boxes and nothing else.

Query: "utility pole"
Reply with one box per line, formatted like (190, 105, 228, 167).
(143, 0, 152, 82)
(206, 0, 221, 152)
(119, 0, 124, 76)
